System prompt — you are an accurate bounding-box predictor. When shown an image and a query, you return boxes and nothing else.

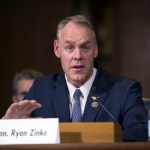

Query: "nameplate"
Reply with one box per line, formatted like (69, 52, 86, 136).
(0, 118, 60, 145)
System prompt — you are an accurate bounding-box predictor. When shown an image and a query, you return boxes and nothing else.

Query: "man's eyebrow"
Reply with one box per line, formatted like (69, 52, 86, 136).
(80, 41, 91, 46)
(64, 40, 91, 46)
(64, 40, 75, 45)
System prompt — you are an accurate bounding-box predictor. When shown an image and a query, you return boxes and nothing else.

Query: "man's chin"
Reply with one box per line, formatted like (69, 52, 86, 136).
(72, 76, 86, 84)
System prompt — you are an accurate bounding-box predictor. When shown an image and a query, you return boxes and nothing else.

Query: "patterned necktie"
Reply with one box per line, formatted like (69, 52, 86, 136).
(72, 89, 82, 122)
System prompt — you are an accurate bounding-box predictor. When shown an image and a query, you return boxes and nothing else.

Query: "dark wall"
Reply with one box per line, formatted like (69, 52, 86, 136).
(115, 0, 150, 98)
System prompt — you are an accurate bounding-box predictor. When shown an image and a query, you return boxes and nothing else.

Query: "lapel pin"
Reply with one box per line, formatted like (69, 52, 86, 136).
(91, 96, 99, 108)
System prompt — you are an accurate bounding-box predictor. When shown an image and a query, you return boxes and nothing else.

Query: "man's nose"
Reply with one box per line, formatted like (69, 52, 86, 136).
(74, 48, 82, 60)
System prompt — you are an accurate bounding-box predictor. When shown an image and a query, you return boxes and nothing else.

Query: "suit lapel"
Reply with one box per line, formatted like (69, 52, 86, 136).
(82, 68, 110, 122)
(82, 89, 108, 122)
(52, 73, 71, 122)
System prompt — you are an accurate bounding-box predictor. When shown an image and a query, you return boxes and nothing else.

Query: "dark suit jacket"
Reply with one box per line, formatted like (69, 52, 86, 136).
(25, 67, 148, 141)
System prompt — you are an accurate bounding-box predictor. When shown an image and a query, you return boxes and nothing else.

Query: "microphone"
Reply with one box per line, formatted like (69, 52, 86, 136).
(91, 87, 118, 122)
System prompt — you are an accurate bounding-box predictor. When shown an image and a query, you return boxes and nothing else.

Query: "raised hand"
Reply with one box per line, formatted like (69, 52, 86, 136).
(2, 100, 42, 119)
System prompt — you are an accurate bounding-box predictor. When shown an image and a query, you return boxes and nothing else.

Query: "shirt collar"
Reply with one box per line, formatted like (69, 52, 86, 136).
(65, 68, 97, 103)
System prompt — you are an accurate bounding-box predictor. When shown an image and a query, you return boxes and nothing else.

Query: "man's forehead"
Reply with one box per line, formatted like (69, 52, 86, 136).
(58, 22, 95, 44)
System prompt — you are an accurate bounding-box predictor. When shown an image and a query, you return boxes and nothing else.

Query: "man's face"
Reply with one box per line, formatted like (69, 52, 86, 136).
(54, 22, 98, 87)
(12, 79, 34, 102)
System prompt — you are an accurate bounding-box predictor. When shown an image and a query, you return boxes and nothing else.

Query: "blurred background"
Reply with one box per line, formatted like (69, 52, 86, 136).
(0, 0, 150, 117)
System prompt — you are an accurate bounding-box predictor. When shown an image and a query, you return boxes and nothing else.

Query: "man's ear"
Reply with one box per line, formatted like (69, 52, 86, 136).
(54, 39, 60, 58)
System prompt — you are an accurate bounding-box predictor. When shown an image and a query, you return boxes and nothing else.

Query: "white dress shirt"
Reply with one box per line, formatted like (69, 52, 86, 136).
(65, 68, 97, 118)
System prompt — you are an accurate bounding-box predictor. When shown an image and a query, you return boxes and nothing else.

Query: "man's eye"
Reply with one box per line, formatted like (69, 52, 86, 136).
(66, 45, 74, 51)
(82, 46, 89, 52)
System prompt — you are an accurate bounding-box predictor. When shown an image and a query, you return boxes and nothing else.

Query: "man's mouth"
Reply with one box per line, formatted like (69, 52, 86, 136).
(72, 65, 85, 70)
(72, 65, 84, 68)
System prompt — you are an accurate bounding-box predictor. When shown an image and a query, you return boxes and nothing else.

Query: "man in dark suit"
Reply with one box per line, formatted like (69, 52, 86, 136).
(3, 15, 148, 141)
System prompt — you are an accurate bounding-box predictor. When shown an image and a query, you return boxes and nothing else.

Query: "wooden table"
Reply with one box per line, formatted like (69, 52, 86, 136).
(0, 142, 150, 150)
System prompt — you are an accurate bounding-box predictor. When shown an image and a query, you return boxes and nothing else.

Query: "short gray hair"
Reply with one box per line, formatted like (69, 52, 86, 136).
(56, 15, 97, 43)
